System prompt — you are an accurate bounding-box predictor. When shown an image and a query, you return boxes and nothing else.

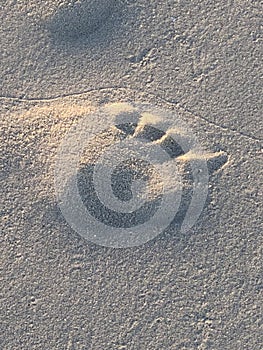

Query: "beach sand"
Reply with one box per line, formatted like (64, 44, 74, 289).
(1, 1, 262, 349)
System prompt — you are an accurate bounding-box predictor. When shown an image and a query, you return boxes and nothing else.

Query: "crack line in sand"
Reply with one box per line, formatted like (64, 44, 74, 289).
(0, 86, 261, 143)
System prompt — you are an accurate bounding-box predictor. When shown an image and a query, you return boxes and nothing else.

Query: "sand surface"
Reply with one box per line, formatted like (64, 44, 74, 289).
(1, 1, 262, 349)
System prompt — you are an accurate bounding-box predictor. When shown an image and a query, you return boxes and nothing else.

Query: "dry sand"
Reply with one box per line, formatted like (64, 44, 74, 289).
(1, 1, 262, 349)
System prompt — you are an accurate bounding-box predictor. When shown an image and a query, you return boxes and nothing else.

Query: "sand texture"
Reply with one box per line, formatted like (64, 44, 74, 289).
(1, 1, 262, 349)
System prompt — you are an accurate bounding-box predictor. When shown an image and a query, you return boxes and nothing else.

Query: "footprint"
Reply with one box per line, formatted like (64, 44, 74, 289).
(47, 0, 121, 44)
